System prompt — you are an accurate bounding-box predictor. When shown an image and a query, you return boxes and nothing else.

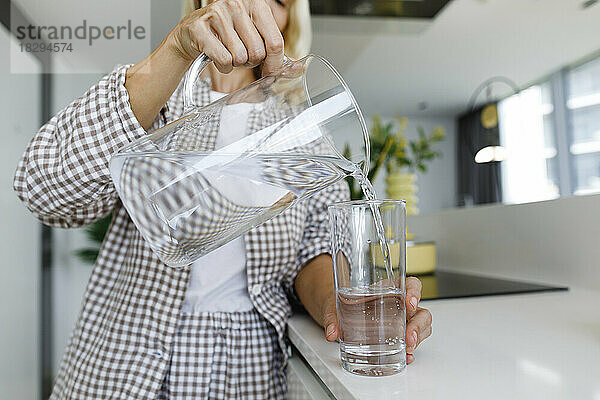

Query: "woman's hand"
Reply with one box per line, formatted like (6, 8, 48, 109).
(295, 255, 433, 364)
(168, 0, 285, 75)
(125, 0, 285, 130)
(403, 277, 433, 364)
(321, 277, 432, 365)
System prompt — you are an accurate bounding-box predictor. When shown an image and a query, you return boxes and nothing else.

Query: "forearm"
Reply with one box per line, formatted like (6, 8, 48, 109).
(124, 34, 193, 130)
(294, 254, 336, 328)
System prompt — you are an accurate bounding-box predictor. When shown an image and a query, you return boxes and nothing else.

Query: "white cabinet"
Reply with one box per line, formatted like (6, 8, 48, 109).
(288, 353, 335, 400)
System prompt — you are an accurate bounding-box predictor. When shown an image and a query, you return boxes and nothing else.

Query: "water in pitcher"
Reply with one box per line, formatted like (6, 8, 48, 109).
(110, 151, 393, 271)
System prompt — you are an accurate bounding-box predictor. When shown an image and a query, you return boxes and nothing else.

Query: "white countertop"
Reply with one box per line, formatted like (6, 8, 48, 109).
(288, 288, 600, 400)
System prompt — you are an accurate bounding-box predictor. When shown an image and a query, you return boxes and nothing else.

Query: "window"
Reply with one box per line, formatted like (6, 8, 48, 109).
(498, 53, 600, 203)
(499, 82, 560, 204)
(567, 56, 600, 195)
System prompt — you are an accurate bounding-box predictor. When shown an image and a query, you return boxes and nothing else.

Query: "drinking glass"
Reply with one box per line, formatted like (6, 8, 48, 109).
(328, 200, 406, 376)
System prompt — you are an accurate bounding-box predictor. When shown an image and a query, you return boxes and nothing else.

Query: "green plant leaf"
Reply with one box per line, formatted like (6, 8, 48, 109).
(409, 141, 418, 154)
(345, 176, 364, 200)
(73, 249, 100, 265)
(399, 157, 412, 166)
(74, 213, 113, 265)
(84, 214, 113, 244)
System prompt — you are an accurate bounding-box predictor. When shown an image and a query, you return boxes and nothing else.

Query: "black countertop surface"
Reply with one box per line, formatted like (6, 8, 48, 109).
(414, 270, 568, 301)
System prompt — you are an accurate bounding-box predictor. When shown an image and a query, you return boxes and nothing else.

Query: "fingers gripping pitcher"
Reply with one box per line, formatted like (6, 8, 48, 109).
(109, 54, 370, 268)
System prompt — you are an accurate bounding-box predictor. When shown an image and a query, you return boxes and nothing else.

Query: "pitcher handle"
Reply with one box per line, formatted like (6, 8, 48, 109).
(183, 53, 293, 112)
(183, 53, 212, 112)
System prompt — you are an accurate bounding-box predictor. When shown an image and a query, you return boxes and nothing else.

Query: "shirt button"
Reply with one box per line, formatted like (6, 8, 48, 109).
(251, 284, 262, 296)
(151, 350, 163, 359)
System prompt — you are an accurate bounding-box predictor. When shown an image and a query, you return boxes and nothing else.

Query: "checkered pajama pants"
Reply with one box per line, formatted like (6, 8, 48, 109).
(157, 309, 287, 400)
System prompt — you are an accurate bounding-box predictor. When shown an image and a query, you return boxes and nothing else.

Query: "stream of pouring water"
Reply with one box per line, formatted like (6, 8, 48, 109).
(352, 169, 394, 282)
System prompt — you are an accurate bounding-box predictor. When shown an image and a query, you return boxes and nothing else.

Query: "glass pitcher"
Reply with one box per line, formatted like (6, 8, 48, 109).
(109, 54, 369, 268)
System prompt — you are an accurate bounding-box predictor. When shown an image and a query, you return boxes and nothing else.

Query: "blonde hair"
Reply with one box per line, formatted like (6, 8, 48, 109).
(181, 0, 312, 59)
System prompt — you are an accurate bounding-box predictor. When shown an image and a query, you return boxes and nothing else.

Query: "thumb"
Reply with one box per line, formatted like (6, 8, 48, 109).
(322, 299, 339, 342)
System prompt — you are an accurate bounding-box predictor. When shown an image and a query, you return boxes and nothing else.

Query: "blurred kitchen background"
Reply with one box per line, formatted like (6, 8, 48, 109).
(2, 0, 600, 398)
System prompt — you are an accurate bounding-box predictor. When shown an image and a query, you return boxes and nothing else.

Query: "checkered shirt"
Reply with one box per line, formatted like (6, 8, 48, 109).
(13, 64, 349, 399)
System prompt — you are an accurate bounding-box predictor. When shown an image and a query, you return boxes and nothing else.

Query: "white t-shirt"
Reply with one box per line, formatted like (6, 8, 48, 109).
(182, 91, 287, 313)
(182, 91, 252, 313)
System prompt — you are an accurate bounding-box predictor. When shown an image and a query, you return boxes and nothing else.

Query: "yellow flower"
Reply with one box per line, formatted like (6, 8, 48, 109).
(399, 117, 408, 131)
(372, 114, 382, 127)
(395, 132, 407, 149)
(432, 126, 445, 140)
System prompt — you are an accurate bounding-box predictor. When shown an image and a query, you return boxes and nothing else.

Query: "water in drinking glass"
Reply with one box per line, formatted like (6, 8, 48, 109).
(337, 286, 406, 376)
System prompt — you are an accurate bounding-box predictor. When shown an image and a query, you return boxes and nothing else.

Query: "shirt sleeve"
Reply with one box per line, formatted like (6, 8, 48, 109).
(283, 178, 351, 303)
(13, 64, 157, 228)
(296, 178, 350, 267)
